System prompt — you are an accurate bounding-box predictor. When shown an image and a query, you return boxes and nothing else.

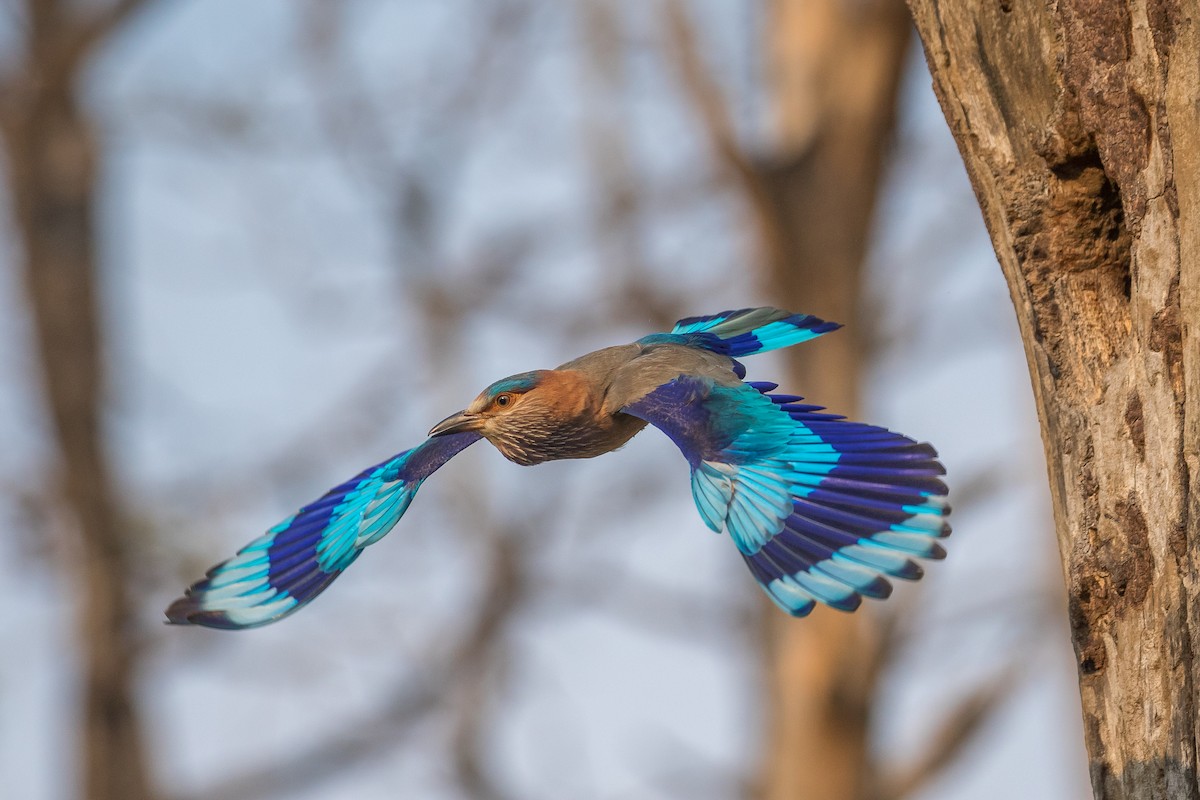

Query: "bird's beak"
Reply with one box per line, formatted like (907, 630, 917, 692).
(428, 410, 481, 437)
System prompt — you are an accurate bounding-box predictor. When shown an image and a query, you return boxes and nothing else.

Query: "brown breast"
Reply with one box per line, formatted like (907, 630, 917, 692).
(487, 369, 648, 465)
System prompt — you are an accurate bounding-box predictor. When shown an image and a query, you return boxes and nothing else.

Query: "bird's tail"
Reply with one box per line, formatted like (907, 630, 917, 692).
(665, 307, 841, 357)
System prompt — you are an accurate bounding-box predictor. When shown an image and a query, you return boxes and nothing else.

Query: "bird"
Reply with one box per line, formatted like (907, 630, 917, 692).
(167, 307, 950, 630)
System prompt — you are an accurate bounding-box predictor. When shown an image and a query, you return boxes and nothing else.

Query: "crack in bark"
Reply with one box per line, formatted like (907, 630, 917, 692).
(1009, 143, 1132, 400)
(1150, 276, 1184, 403)
(1124, 390, 1146, 462)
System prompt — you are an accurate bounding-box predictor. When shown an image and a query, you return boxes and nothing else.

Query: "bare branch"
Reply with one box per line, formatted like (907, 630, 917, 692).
(296, 0, 539, 244)
(449, 652, 519, 800)
(73, 0, 155, 55)
(661, 1, 744, 178)
(873, 669, 1021, 800)
(539, 565, 751, 644)
(660, 0, 775, 248)
(22, 0, 157, 91)
(2, 1, 162, 794)
(180, 535, 526, 800)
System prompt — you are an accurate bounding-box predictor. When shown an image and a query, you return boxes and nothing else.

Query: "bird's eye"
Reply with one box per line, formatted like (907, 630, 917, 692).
(495, 394, 511, 407)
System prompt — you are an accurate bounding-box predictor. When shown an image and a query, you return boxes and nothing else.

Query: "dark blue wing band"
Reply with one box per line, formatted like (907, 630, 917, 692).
(625, 377, 949, 617)
(637, 308, 842, 358)
(166, 431, 482, 629)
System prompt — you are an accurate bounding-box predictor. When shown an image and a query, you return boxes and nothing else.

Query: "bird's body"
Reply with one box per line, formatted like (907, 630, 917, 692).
(462, 359, 646, 465)
(453, 342, 738, 465)
(169, 308, 950, 629)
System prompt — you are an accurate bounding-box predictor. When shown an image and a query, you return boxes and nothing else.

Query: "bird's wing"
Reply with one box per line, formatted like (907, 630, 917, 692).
(636, 307, 841, 358)
(166, 431, 481, 629)
(622, 376, 950, 616)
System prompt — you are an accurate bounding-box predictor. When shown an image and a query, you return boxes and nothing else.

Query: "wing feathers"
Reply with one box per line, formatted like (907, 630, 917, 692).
(166, 431, 481, 629)
(624, 376, 949, 617)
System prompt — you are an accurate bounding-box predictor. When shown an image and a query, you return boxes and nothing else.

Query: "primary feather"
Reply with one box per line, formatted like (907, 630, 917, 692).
(166, 431, 480, 628)
(622, 376, 947, 616)
(168, 307, 949, 629)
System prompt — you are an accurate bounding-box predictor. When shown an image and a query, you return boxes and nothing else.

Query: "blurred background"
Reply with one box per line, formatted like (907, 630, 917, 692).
(0, 2, 1091, 799)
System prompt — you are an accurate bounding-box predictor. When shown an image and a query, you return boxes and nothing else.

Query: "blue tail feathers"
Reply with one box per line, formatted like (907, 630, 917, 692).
(639, 307, 840, 358)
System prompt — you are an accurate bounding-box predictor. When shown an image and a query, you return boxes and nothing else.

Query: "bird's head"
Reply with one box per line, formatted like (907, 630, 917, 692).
(429, 369, 600, 465)
(428, 370, 550, 439)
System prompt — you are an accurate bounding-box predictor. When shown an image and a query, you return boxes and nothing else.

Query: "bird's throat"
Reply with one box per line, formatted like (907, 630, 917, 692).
(488, 412, 646, 466)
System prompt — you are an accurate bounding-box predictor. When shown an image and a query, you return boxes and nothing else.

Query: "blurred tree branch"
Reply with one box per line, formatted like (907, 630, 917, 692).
(179, 532, 527, 800)
(660, 4, 1041, 800)
(873, 669, 1018, 800)
(662, 0, 780, 269)
(0, 2, 1074, 799)
(577, 0, 689, 327)
(663, 3, 909, 799)
(161, 7, 686, 799)
(0, 2, 161, 800)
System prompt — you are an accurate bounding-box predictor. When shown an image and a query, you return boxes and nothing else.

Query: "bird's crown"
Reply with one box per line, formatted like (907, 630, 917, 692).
(465, 370, 550, 414)
(482, 371, 544, 399)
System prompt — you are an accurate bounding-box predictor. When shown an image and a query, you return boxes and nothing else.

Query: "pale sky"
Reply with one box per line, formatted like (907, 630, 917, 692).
(0, 3, 1088, 799)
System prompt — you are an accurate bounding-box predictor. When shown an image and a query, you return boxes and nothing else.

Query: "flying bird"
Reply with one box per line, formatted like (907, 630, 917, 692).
(167, 308, 950, 629)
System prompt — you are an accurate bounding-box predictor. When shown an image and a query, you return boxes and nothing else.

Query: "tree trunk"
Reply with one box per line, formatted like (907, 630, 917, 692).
(756, 2, 911, 798)
(1, 5, 155, 799)
(906, 1, 1199, 797)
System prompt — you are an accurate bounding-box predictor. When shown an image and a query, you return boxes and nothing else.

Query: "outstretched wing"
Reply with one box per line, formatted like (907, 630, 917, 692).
(623, 376, 949, 616)
(166, 431, 481, 629)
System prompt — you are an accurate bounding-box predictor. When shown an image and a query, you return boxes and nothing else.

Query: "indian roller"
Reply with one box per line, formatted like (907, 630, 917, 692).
(167, 308, 950, 629)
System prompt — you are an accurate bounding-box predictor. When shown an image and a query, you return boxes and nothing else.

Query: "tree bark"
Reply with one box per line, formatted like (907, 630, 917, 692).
(756, 2, 911, 799)
(906, 1, 1199, 797)
(1, 3, 155, 799)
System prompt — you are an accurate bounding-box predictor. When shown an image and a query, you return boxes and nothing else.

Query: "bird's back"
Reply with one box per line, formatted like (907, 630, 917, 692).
(600, 342, 740, 414)
(555, 343, 642, 386)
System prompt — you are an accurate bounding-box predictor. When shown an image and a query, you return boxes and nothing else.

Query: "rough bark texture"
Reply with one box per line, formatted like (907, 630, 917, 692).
(0, 3, 155, 799)
(906, 1, 1199, 797)
(756, 1, 911, 798)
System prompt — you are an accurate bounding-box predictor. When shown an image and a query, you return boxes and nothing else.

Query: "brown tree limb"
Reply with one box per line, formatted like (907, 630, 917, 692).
(734, 2, 911, 799)
(14, 0, 154, 91)
(449, 646, 519, 800)
(70, 0, 156, 60)
(662, 4, 909, 799)
(0, 3, 162, 799)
